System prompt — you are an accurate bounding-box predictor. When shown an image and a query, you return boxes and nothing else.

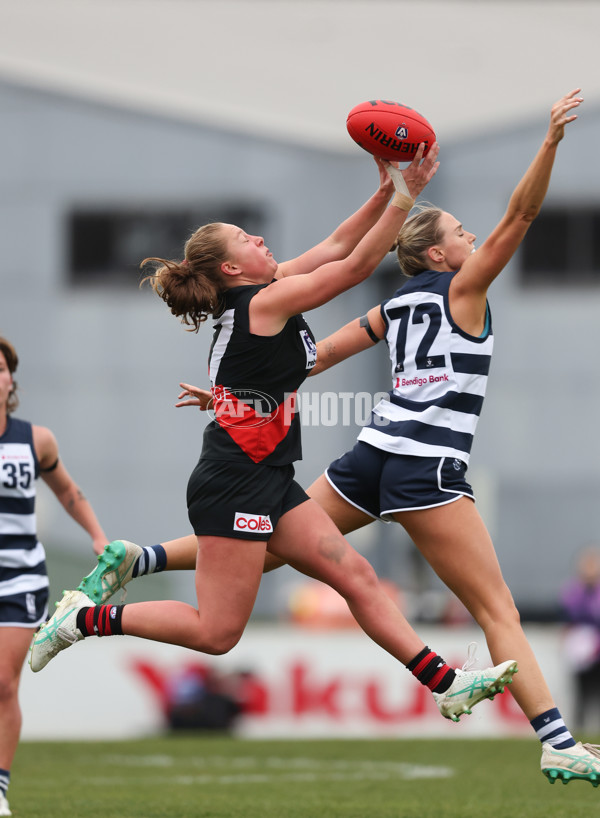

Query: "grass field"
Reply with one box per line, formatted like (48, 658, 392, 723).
(9, 735, 600, 818)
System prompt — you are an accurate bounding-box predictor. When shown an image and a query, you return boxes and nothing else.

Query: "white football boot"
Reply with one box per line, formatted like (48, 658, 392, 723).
(432, 643, 518, 722)
(77, 539, 143, 604)
(541, 741, 600, 786)
(29, 589, 91, 672)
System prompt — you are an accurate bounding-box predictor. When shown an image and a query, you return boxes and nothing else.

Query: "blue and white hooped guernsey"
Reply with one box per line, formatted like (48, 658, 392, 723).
(358, 269, 493, 464)
(0, 417, 48, 624)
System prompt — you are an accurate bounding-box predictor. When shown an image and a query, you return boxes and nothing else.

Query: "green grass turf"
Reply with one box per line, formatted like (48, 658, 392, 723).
(10, 736, 600, 818)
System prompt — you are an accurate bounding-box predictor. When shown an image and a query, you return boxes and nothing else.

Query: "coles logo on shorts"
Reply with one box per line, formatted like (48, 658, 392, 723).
(233, 512, 273, 533)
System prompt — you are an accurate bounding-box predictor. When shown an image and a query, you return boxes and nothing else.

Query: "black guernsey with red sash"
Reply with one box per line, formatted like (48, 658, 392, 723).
(202, 283, 317, 466)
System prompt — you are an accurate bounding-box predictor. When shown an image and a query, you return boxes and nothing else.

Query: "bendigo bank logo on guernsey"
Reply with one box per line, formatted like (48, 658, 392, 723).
(395, 373, 449, 389)
(234, 512, 273, 533)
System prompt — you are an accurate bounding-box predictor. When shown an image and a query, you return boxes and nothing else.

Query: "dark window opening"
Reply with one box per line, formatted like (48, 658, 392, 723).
(68, 205, 267, 287)
(520, 207, 600, 286)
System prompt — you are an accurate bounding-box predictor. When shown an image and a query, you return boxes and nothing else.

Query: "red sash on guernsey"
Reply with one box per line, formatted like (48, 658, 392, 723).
(212, 387, 298, 464)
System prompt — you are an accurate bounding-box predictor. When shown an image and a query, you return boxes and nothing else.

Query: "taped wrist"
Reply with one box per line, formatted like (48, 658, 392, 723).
(392, 192, 415, 211)
(385, 163, 414, 211)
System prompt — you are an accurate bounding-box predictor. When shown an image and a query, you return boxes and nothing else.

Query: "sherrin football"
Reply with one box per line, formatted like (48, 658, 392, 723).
(346, 100, 436, 162)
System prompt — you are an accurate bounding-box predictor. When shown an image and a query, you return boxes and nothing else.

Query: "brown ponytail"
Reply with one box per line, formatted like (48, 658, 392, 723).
(141, 222, 228, 332)
(0, 336, 19, 413)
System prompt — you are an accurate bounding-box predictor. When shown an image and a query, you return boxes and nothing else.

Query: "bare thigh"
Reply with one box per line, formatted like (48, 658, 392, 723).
(267, 498, 371, 591)
(261, 475, 372, 573)
(396, 497, 517, 624)
(267, 499, 426, 664)
(307, 473, 374, 536)
(0, 627, 33, 768)
(195, 535, 268, 644)
(0, 626, 34, 690)
(119, 536, 268, 655)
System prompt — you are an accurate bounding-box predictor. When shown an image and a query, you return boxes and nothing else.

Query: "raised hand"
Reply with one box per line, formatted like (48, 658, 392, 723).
(547, 88, 583, 145)
(383, 141, 440, 202)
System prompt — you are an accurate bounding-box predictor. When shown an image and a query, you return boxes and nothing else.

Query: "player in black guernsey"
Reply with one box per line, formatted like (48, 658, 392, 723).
(33, 145, 518, 729)
(0, 336, 108, 817)
(186, 281, 316, 540)
(201, 282, 314, 467)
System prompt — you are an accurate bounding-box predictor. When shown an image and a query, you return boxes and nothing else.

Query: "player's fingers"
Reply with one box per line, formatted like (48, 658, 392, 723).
(411, 142, 426, 165)
(175, 399, 200, 407)
(423, 141, 440, 164)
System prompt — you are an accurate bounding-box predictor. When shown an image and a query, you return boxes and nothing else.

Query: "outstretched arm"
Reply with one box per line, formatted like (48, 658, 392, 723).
(275, 158, 394, 278)
(250, 144, 439, 334)
(311, 305, 385, 376)
(175, 306, 385, 396)
(450, 89, 582, 328)
(275, 143, 440, 280)
(33, 425, 108, 555)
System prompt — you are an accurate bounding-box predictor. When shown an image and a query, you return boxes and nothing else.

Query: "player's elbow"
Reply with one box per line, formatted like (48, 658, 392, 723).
(344, 257, 374, 285)
(509, 198, 544, 226)
(518, 207, 540, 225)
(326, 234, 352, 262)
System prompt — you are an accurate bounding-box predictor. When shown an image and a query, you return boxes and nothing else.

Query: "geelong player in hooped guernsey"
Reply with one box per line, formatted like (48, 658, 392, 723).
(358, 269, 492, 464)
(0, 417, 48, 625)
(0, 335, 107, 818)
(304, 90, 600, 785)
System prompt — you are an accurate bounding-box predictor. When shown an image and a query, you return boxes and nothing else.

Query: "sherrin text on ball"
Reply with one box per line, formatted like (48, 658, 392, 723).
(346, 100, 436, 161)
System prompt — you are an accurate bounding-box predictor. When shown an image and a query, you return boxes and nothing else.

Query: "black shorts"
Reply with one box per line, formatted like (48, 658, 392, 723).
(187, 459, 309, 540)
(0, 584, 49, 628)
(325, 441, 474, 521)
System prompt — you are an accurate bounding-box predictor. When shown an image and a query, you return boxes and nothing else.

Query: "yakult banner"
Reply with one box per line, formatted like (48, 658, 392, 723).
(20, 625, 571, 740)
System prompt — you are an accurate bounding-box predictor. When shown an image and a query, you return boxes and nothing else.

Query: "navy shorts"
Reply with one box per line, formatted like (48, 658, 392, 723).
(187, 459, 309, 540)
(0, 584, 49, 628)
(325, 441, 474, 521)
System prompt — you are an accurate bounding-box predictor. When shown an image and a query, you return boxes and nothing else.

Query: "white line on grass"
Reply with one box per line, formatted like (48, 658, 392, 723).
(102, 755, 454, 782)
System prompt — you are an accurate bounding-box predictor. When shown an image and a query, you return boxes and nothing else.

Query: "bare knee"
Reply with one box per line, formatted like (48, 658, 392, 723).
(189, 624, 244, 656)
(501, 600, 522, 629)
(474, 589, 522, 632)
(335, 550, 380, 599)
(353, 555, 380, 591)
(0, 673, 19, 704)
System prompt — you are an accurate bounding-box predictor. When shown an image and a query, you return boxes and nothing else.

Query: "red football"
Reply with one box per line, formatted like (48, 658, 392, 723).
(346, 100, 436, 162)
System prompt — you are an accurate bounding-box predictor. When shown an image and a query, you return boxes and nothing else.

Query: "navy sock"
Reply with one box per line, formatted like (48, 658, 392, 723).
(0, 768, 9, 798)
(530, 707, 576, 748)
(132, 544, 167, 577)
